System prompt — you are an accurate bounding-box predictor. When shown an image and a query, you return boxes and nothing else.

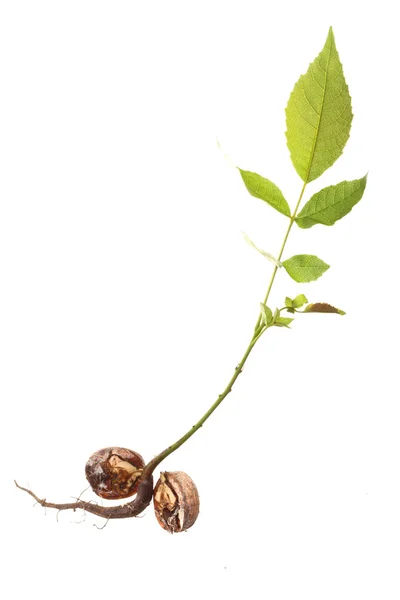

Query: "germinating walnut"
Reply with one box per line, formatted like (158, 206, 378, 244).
(85, 447, 145, 499)
(153, 471, 199, 533)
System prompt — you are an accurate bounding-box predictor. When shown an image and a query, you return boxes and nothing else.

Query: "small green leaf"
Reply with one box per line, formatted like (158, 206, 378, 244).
(292, 294, 308, 308)
(274, 316, 294, 328)
(285, 27, 353, 183)
(282, 255, 330, 283)
(260, 303, 273, 326)
(296, 175, 367, 229)
(304, 302, 346, 315)
(285, 297, 293, 308)
(239, 169, 291, 217)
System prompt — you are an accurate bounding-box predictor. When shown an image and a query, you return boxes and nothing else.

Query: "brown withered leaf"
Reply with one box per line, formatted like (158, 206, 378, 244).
(304, 303, 345, 315)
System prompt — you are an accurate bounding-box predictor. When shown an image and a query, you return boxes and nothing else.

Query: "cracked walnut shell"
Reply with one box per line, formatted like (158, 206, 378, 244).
(85, 447, 145, 500)
(153, 471, 200, 533)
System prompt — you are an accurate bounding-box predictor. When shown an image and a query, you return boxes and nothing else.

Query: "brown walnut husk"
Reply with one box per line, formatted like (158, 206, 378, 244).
(153, 471, 200, 533)
(85, 447, 145, 499)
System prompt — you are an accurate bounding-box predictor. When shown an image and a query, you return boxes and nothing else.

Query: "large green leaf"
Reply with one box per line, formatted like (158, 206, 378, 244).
(239, 169, 291, 217)
(285, 28, 352, 183)
(282, 255, 330, 283)
(296, 175, 367, 228)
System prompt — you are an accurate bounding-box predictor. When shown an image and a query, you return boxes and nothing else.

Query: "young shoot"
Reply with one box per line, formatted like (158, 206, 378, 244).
(16, 27, 367, 532)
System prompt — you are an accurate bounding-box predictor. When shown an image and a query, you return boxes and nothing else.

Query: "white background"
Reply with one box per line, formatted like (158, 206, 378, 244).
(1, 1, 399, 599)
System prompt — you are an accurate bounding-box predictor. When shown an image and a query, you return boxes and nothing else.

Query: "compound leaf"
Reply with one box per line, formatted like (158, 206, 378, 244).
(285, 27, 352, 183)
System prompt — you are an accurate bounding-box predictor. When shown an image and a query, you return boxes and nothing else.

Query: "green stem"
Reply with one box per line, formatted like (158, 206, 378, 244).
(143, 181, 308, 479)
(254, 180, 307, 332)
(143, 329, 262, 477)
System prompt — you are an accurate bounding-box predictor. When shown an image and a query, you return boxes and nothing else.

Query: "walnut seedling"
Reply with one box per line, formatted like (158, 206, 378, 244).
(16, 28, 366, 533)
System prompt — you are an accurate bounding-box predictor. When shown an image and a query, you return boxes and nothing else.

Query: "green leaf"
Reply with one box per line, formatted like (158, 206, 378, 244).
(296, 175, 367, 229)
(273, 316, 294, 328)
(285, 297, 293, 308)
(239, 169, 291, 217)
(285, 27, 352, 183)
(260, 303, 273, 326)
(284, 299, 295, 313)
(304, 302, 346, 315)
(282, 255, 330, 283)
(292, 294, 308, 308)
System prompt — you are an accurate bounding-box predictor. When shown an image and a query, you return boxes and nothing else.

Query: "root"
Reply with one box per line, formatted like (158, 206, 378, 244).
(15, 476, 154, 520)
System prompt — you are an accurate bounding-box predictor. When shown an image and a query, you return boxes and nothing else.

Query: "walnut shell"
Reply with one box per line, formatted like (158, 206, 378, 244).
(153, 471, 200, 533)
(85, 447, 145, 500)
